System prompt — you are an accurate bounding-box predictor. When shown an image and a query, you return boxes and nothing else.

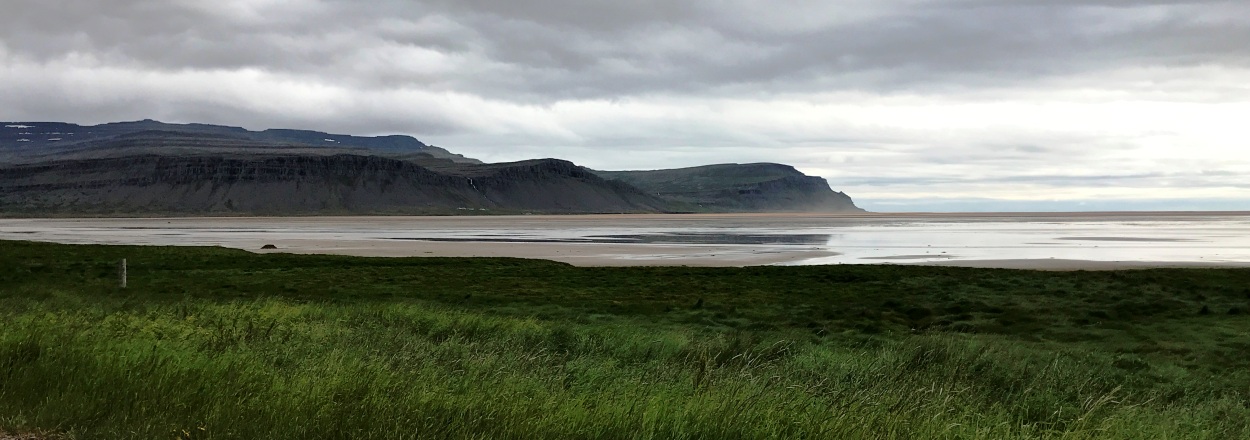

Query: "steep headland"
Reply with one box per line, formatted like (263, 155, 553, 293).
(596, 163, 863, 212)
(0, 120, 862, 215)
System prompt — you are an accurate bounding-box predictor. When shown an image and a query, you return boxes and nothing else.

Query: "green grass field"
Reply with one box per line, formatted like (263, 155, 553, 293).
(2, 240, 1248, 439)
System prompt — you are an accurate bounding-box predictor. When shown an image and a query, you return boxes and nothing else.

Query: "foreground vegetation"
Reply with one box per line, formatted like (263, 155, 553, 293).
(1, 240, 1248, 439)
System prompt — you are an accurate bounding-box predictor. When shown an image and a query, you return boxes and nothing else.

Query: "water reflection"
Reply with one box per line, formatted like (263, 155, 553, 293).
(805, 218, 1250, 265)
(393, 232, 833, 245)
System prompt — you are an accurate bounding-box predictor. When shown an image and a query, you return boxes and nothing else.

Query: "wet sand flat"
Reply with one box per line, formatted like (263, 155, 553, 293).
(245, 239, 837, 267)
(2, 212, 1249, 269)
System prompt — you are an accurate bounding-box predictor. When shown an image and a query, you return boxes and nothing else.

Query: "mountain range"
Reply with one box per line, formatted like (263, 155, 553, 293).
(0, 120, 862, 215)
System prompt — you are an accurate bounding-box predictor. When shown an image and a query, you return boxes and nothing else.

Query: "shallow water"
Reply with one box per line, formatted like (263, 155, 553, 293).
(790, 217, 1250, 265)
(2, 213, 1248, 266)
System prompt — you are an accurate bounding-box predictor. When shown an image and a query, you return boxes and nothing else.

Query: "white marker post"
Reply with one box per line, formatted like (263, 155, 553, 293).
(119, 258, 127, 289)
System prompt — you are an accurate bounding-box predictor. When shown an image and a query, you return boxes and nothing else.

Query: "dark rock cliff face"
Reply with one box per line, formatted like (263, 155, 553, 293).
(719, 174, 861, 212)
(596, 163, 863, 213)
(0, 120, 865, 216)
(0, 155, 670, 215)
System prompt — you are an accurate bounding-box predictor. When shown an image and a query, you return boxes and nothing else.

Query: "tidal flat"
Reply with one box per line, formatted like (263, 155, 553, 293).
(1, 212, 1249, 268)
(2, 240, 1249, 439)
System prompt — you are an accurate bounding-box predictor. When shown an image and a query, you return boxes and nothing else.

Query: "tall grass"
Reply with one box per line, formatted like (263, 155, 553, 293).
(1, 241, 1248, 439)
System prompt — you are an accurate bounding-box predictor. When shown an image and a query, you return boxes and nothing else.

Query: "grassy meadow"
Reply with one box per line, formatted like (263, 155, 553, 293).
(1, 240, 1249, 439)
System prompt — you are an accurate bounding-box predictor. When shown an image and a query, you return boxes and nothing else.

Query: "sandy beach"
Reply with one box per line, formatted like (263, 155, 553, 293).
(2, 212, 1249, 269)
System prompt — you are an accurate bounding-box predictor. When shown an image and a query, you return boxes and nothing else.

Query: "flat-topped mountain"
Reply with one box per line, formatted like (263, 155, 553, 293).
(596, 163, 862, 213)
(0, 120, 479, 164)
(0, 154, 666, 215)
(0, 120, 862, 215)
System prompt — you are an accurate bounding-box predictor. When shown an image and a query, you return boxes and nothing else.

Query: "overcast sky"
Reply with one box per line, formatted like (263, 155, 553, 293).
(2, 0, 1247, 211)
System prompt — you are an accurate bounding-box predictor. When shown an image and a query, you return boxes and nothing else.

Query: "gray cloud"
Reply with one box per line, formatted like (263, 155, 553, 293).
(2, 0, 1249, 210)
(6, 1, 1248, 98)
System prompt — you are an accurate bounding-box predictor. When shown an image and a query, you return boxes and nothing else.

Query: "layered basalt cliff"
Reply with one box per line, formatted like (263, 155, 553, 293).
(0, 120, 863, 215)
(0, 155, 669, 215)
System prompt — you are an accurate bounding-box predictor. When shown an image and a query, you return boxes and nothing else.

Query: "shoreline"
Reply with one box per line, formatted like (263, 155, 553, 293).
(252, 239, 839, 267)
(5, 233, 1247, 270)
(3, 212, 1249, 270)
(3, 210, 1249, 220)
